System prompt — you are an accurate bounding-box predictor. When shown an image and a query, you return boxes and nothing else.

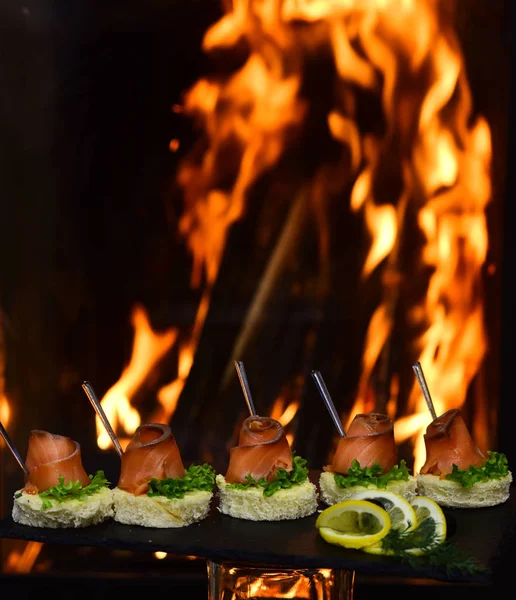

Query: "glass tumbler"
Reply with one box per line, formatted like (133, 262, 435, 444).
(207, 559, 355, 600)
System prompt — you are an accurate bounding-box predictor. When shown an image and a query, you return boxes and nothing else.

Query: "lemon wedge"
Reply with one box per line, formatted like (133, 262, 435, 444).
(347, 489, 417, 534)
(316, 499, 391, 549)
(363, 494, 447, 556)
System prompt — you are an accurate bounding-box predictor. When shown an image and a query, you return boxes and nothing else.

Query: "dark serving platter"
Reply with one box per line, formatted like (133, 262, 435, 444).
(1, 477, 515, 585)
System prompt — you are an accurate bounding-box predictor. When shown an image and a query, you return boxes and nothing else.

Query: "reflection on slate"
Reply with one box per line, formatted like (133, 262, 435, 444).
(1, 481, 515, 585)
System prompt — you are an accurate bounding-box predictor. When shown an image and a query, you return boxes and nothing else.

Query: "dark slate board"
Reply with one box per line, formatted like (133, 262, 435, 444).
(1, 480, 515, 584)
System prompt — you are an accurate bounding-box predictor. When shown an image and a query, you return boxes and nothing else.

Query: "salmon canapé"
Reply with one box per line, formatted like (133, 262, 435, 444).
(328, 413, 397, 474)
(117, 423, 185, 495)
(225, 416, 292, 484)
(419, 408, 486, 478)
(23, 430, 91, 494)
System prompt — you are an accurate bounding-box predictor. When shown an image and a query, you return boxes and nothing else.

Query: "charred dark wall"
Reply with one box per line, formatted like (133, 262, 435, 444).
(500, 1, 516, 468)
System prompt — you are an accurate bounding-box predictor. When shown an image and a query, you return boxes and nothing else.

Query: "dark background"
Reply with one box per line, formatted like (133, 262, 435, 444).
(0, 0, 514, 596)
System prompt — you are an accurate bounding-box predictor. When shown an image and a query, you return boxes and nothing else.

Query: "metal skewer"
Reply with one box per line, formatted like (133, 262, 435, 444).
(234, 361, 257, 416)
(412, 361, 437, 421)
(0, 420, 30, 476)
(311, 370, 346, 437)
(82, 380, 124, 458)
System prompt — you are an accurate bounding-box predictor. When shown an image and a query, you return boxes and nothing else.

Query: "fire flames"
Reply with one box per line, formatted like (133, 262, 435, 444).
(0, 0, 497, 577)
(0, 323, 10, 434)
(94, 305, 177, 450)
(0, 0, 498, 585)
(92, 0, 491, 474)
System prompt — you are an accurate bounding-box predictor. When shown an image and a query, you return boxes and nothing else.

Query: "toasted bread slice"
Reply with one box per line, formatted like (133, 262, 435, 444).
(12, 487, 114, 528)
(112, 487, 213, 528)
(319, 471, 418, 506)
(416, 473, 512, 508)
(216, 475, 318, 521)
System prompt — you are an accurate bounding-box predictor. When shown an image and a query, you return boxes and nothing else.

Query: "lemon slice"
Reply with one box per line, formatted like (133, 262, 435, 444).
(363, 494, 447, 556)
(316, 499, 391, 549)
(411, 495, 447, 543)
(348, 489, 417, 533)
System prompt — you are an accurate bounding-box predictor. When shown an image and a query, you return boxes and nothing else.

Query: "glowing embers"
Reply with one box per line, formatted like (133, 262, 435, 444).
(4, 541, 44, 574)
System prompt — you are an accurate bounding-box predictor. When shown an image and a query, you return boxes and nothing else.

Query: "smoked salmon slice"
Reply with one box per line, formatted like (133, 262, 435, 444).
(419, 408, 486, 478)
(22, 430, 91, 494)
(225, 416, 293, 484)
(328, 413, 397, 474)
(117, 423, 185, 495)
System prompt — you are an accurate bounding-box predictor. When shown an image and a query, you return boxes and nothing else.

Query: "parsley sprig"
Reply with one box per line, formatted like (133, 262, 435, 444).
(31, 470, 110, 510)
(226, 455, 309, 497)
(445, 451, 509, 488)
(147, 463, 216, 500)
(377, 520, 489, 576)
(333, 459, 410, 489)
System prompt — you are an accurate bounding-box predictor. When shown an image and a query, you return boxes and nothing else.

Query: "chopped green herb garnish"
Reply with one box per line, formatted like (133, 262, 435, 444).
(378, 521, 489, 576)
(333, 459, 410, 489)
(226, 454, 309, 497)
(445, 451, 509, 488)
(38, 470, 110, 510)
(147, 463, 216, 500)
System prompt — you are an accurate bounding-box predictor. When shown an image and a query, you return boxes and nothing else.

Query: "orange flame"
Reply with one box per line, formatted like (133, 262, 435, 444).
(187, 0, 491, 470)
(0, 321, 10, 442)
(152, 292, 211, 423)
(5, 542, 44, 574)
(96, 305, 177, 448)
(329, 0, 492, 470)
(99, 0, 492, 476)
(270, 395, 301, 447)
(0, 395, 9, 431)
(98, 1, 307, 445)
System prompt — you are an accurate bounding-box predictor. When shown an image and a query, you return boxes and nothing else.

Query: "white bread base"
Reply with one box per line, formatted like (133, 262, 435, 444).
(416, 472, 513, 508)
(216, 475, 318, 521)
(12, 487, 114, 528)
(319, 471, 418, 506)
(112, 487, 213, 528)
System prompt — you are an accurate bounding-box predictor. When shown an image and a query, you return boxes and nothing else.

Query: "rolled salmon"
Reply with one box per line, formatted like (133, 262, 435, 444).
(117, 423, 185, 495)
(419, 408, 486, 478)
(23, 430, 91, 494)
(225, 416, 292, 484)
(328, 413, 397, 474)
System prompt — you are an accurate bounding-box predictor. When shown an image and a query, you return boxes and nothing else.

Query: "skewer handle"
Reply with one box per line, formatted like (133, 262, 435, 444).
(311, 370, 346, 438)
(82, 380, 124, 458)
(234, 361, 257, 416)
(412, 361, 437, 421)
(0, 420, 30, 476)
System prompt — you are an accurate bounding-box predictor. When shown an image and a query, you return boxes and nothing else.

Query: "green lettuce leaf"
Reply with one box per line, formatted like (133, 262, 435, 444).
(226, 454, 309, 497)
(333, 459, 410, 489)
(444, 451, 509, 488)
(147, 463, 216, 500)
(37, 470, 110, 510)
